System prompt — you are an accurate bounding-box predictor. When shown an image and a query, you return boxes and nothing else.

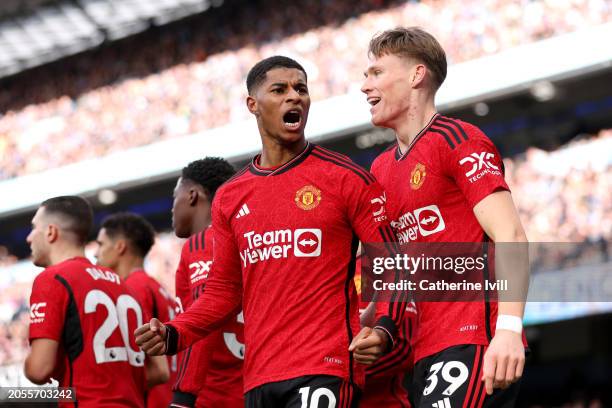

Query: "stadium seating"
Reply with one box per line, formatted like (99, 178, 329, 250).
(1, 0, 610, 180)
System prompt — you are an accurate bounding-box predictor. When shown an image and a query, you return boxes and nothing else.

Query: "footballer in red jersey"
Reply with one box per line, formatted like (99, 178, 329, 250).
(171, 157, 244, 408)
(95, 212, 173, 407)
(353, 28, 529, 407)
(136, 56, 396, 407)
(356, 255, 416, 408)
(25, 196, 146, 407)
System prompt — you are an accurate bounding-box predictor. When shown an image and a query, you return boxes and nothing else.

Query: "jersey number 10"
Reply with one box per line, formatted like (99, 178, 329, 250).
(85, 289, 145, 367)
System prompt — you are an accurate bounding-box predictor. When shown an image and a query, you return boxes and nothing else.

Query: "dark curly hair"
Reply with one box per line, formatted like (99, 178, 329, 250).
(246, 55, 307, 95)
(181, 157, 235, 199)
(101, 212, 155, 258)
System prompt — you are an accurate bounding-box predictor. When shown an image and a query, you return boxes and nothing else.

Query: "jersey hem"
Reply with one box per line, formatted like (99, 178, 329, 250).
(243, 367, 361, 394)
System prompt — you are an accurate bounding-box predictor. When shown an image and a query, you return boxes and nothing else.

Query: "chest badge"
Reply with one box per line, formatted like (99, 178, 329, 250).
(410, 163, 426, 190)
(295, 185, 322, 210)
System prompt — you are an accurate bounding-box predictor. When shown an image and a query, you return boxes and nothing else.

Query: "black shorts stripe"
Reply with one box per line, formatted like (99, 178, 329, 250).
(432, 121, 462, 145)
(312, 146, 376, 183)
(431, 128, 456, 149)
(464, 345, 485, 408)
(438, 116, 469, 141)
(311, 151, 372, 185)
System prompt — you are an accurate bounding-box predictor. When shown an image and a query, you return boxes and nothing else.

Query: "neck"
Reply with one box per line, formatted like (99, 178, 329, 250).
(190, 211, 211, 236)
(49, 244, 85, 266)
(115, 256, 145, 281)
(258, 134, 307, 168)
(394, 93, 437, 152)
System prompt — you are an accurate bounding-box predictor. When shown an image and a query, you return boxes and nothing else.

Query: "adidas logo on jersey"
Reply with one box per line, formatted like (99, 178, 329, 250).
(30, 302, 46, 323)
(235, 203, 250, 219)
(432, 397, 451, 408)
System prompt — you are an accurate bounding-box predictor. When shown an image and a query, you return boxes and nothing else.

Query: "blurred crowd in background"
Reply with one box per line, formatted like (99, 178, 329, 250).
(1, 0, 610, 179)
(1, 128, 610, 369)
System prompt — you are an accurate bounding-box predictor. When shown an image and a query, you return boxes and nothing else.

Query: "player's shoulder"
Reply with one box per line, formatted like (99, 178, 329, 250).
(182, 229, 208, 255)
(430, 115, 491, 151)
(309, 144, 377, 185)
(371, 143, 397, 170)
(218, 164, 251, 192)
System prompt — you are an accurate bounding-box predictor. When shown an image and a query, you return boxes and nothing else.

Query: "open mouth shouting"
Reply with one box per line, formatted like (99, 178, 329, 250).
(367, 96, 381, 112)
(283, 108, 303, 132)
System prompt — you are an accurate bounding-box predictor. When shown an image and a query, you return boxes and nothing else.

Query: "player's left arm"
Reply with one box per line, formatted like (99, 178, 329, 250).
(474, 191, 528, 395)
(25, 272, 68, 384)
(445, 123, 528, 395)
(24, 339, 60, 384)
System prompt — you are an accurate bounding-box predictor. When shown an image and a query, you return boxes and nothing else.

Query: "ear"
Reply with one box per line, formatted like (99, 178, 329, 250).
(246, 95, 258, 116)
(116, 240, 127, 256)
(46, 224, 59, 244)
(188, 187, 199, 207)
(411, 64, 427, 88)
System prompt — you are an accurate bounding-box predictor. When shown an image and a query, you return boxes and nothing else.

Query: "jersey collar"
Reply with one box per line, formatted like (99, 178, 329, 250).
(249, 142, 314, 176)
(395, 113, 439, 161)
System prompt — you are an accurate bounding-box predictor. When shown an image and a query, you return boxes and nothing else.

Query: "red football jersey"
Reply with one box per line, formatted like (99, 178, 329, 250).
(356, 256, 416, 408)
(174, 228, 244, 407)
(28, 257, 145, 407)
(165, 143, 395, 393)
(124, 269, 178, 408)
(371, 114, 525, 362)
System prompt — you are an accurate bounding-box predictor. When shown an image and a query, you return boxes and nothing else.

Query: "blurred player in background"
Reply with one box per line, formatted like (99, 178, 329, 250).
(353, 27, 528, 407)
(95, 212, 173, 407)
(170, 157, 243, 408)
(135, 55, 396, 407)
(24, 196, 146, 407)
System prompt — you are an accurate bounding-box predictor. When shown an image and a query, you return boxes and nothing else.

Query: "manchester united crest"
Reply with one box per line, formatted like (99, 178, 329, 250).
(295, 185, 322, 210)
(410, 163, 426, 190)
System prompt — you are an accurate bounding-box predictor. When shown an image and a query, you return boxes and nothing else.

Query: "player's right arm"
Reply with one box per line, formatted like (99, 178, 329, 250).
(135, 191, 242, 355)
(25, 271, 68, 383)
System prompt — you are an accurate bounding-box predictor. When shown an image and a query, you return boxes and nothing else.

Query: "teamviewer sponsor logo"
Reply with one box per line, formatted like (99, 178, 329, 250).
(459, 151, 501, 183)
(30, 302, 46, 323)
(240, 228, 322, 267)
(391, 205, 445, 242)
(414, 205, 445, 236)
(294, 229, 322, 257)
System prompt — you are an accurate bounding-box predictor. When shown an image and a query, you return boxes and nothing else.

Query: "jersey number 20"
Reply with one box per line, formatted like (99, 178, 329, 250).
(85, 290, 145, 367)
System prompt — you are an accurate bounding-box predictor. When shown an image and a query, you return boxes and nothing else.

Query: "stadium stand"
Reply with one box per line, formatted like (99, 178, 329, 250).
(1, 0, 610, 180)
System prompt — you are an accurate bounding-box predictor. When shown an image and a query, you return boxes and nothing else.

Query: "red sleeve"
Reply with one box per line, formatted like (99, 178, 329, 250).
(175, 243, 191, 312)
(28, 270, 69, 342)
(341, 170, 402, 345)
(442, 124, 509, 208)
(165, 189, 243, 354)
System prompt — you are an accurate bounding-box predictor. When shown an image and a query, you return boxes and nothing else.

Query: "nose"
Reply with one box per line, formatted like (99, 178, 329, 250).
(361, 77, 372, 94)
(286, 87, 301, 103)
(26, 230, 33, 244)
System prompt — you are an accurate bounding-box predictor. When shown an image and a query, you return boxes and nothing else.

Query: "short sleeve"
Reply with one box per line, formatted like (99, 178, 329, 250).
(28, 271, 69, 342)
(442, 125, 509, 208)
